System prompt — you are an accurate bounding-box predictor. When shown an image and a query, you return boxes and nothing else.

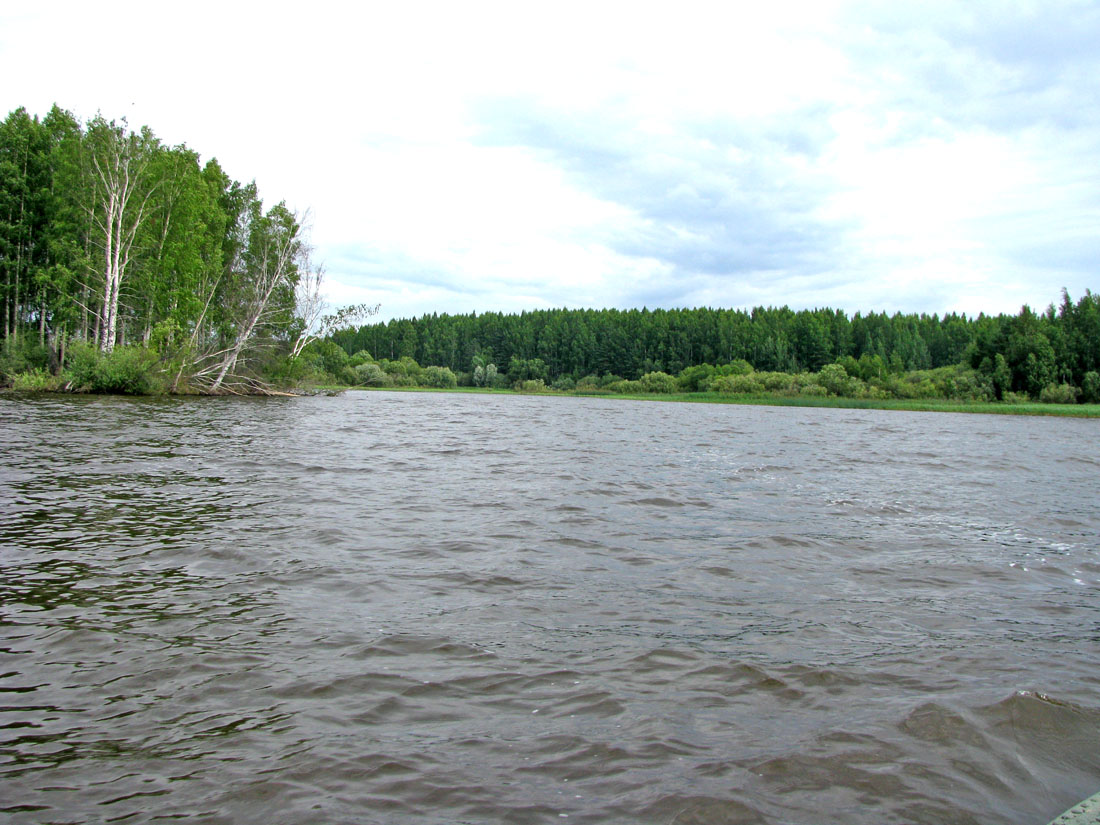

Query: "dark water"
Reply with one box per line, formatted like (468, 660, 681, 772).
(1, 392, 1098, 824)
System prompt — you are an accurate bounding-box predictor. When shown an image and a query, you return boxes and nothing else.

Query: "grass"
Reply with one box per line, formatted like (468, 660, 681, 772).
(347, 385, 1100, 417)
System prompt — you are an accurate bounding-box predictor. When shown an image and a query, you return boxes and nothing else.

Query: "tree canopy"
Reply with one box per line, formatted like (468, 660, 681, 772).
(0, 105, 373, 393)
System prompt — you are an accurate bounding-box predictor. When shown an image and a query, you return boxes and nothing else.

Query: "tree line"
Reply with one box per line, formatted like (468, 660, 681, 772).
(0, 105, 370, 393)
(331, 293, 1100, 403)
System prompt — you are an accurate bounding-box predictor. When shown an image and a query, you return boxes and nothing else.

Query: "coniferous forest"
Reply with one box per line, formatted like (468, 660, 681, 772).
(2, 105, 1098, 405)
(330, 296, 1100, 405)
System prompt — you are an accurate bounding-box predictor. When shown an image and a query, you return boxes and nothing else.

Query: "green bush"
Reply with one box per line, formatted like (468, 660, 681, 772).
(606, 379, 642, 394)
(516, 378, 547, 392)
(797, 384, 828, 397)
(677, 363, 716, 392)
(355, 363, 390, 387)
(12, 368, 62, 391)
(816, 363, 850, 396)
(759, 371, 798, 392)
(347, 349, 374, 367)
(710, 373, 765, 394)
(1039, 383, 1080, 404)
(574, 375, 609, 393)
(639, 371, 677, 393)
(68, 344, 160, 394)
(1082, 372, 1100, 404)
(1, 338, 52, 383)
(552, 375, 576, 391)
(420, 365, 458, 388)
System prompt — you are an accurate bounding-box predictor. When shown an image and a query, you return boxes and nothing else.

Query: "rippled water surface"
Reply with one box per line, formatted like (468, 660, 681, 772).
(1, 391, 1098, 824)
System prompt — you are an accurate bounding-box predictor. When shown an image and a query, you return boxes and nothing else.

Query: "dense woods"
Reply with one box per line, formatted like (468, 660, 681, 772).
(331, 295, 1100, 403)
(0, 105, 369, 393)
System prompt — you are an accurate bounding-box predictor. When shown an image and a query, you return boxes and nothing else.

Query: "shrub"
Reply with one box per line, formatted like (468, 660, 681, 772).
(355, 363, 389, 386)
(12, 368, 61, 391)
(68, 344, 160, 394)
(711, 374, 765, 394)
(552, 375, 576, 391)
(420, 365, 458, 388)
(816, 363, 850, 396)
(797, 384, 828, 397)
(1082, 372, 1100, 404)
(516, 379, 547, 392)
(1, 338, 52, 383)
(639, 371, 677, 393)
(1002, 391, 1030, 404)
(677, 364, 716, 392)
(607, 379, 643, 394)
(347, 349, 375, 368)
(574, 375, 608, 393)
(1039, 383, 1080, 404)
(760, 371, 798, 392)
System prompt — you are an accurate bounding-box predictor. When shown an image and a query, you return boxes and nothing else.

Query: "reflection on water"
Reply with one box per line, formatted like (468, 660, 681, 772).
(1, 392, 1098, 824)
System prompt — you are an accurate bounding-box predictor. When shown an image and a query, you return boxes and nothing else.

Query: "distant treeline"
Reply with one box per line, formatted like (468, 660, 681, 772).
(332, 292, 1100, 400)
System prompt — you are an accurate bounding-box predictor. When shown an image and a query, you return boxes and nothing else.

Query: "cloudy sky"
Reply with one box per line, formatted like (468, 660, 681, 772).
(3, 1, 1097, 321)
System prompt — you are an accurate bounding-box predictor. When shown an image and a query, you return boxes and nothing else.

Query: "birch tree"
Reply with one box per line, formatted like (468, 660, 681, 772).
(201, 200, 301, 392)
(289, 243, 379, 358)
(81, 117, 160, 352)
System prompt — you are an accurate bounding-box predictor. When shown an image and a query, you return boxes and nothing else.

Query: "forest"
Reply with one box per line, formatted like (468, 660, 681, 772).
(0, 105, 370, 394)
(2, 104, 1098, 404)
(329, 295, 1100, 404)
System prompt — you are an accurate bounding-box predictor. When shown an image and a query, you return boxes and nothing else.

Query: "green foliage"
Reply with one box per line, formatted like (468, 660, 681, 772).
(355, 363, 389, 387)
(677, 363, 716, 392)
(516, 378, 547, 393)
(420, 365, 457, 388)
(608, 379, 643, 394)
(11, 368, 61, 391)
(348, 350, 374, 367)
(0, 338, 52, 383)
(507, 356, 548, 385)
(1039, 383, 1080, 404)
(639, 371, 677, 393)
(1082, 371, 1100, 404)
(574, 375, 607, 393)
(711, 373, 766, 394)
(759, 371, 799, 392)
(67, 343, 160, 394)
(817, 363, 850, 396)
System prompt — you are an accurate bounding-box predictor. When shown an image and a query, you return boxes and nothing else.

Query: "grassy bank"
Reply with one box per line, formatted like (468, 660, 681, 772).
(350, 386, 1100, 417)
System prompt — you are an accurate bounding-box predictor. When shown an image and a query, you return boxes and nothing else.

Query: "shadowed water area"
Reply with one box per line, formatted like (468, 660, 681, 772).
(1, 391, 1098, 824)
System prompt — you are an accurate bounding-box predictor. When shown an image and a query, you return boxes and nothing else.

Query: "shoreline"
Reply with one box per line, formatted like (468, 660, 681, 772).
(6, 384, 1098, 417)
(345, 386, 1100, 418)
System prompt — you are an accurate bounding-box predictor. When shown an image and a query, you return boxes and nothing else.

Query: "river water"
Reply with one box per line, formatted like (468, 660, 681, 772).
(1, 391, 1097, 824)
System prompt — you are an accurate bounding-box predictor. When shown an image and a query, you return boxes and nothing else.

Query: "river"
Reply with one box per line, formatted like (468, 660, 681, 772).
(1, 391, 1097, 824)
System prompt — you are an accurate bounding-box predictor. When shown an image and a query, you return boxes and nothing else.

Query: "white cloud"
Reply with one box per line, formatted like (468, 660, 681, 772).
(2, 0, 1097, 321)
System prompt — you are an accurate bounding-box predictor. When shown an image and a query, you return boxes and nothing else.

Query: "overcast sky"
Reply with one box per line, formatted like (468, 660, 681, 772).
(3, 1, 1097, 322)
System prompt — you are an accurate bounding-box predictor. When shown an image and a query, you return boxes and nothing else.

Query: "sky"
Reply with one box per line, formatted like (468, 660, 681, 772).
(3, 1, 1098, 322)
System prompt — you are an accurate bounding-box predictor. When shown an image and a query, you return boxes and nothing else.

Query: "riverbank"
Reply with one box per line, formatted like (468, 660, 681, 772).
(7, 381, 1098, 417)
(345, 385, 1100, 418)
